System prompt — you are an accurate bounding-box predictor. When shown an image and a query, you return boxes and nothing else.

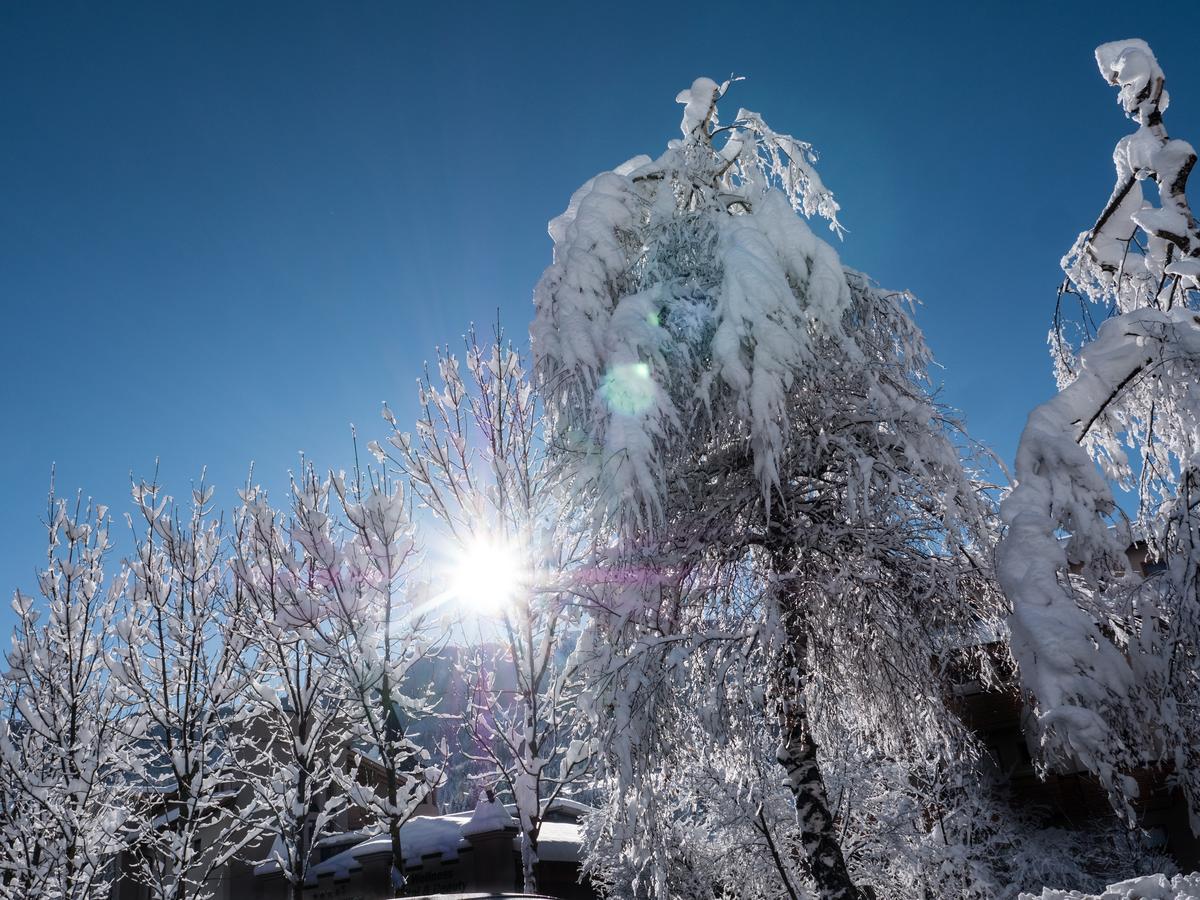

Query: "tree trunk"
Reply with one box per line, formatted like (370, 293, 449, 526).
(382, 575, 408, 892)
(521, 829, 539, 894)
(776, 698, 862, 900)
(770, 538, 864, 900)
(382, 686, 407, 891)
(389, 817, 405, 892)
(521, 703, 540, 894)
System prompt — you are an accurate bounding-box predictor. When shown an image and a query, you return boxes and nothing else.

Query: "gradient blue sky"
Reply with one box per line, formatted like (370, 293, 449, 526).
(2, 1, 1199, 630)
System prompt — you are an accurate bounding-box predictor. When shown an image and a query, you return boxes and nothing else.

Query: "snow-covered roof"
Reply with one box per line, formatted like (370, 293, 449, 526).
(299, 812, 472, 883)
(539, 796, 592, 820)
(254, 799, 588, 883)
(534, 818, 583, 863)
(461, 795, 517, 836)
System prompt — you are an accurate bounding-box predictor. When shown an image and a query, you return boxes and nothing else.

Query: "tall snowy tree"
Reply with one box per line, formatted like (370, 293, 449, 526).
(378, 332, 596, 893)
(999, 39, 1200, 826)
(533, 78, 1000, 899)
(110, 476, 261, 900)
(0, 489, 138, 899)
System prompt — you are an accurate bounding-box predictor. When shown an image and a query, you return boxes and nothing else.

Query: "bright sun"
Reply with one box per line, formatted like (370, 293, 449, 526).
(449, 537, 523, 615)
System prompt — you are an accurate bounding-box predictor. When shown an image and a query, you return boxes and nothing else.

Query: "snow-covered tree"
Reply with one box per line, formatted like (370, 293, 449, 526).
(279, 459, 445, 893)
(230, 470, 353, 900)
(998, 39, 1200, 825)
(110, 476, 261, 900)
(0, 655, 56, 898)
(0, 489, 138, 899)
(533, 78, 1001, 899)
(378, 332, 595, 893)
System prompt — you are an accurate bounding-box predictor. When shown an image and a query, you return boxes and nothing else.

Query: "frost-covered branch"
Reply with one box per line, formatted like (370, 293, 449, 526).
(1000, 307, 1200, 815)
(230, 471, 353, 900)
(281, 461, 446, 894)
(1065, 40, 1200, 311)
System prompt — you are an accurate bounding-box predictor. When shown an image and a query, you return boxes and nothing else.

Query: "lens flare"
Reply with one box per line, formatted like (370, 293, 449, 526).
(449, 536, 523, 615)
(600, 361, 655, 415)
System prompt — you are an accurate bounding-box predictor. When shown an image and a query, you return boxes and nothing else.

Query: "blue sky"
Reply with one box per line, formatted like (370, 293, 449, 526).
(2, 1, 1199, 630)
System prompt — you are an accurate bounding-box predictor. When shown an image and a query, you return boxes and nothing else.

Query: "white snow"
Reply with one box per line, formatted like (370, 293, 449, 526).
(676, 76, 720, 136)
(1023, 873, 1200, 900)
(461, 794, 519, 836)
(284, 801, 584, 885)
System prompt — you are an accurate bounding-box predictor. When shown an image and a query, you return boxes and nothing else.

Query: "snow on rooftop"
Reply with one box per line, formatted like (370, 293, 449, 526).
(257, 799, 588, 883)
(539, 796, 592, 820)
(534, 818, 582, 863)
(461, 794, 517, 836)
(295, 812, 473, 883)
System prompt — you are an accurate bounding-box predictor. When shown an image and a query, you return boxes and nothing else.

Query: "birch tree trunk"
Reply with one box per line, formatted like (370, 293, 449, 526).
(771, 540, 864, 900)
(775, 699, 861, 900)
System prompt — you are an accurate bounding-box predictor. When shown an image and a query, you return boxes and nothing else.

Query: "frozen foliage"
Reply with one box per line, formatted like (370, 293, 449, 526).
(575, 614, 1164, 900)
(1000, 307, 1200, 813)
(0, 468, 445, 900)
(379, 331, 596, 893)
(1000, 40, 1200, 826)
(535, 78, 1001, 899)
(230, 462, 452, 897)
(1055, 40, 1200, 526)
(231, 470, 363, 900)
(1062, 41, 1199, 313)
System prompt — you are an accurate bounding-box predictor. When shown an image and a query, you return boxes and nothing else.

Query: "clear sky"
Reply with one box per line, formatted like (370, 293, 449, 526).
(2, 1, 1199, 632)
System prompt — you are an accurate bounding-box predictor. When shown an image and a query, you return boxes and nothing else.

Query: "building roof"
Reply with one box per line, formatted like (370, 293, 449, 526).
(253, 799, 588, 884)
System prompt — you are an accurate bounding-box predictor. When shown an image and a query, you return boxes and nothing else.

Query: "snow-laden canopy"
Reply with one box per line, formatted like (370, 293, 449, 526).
(532, 76, 852, 527)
